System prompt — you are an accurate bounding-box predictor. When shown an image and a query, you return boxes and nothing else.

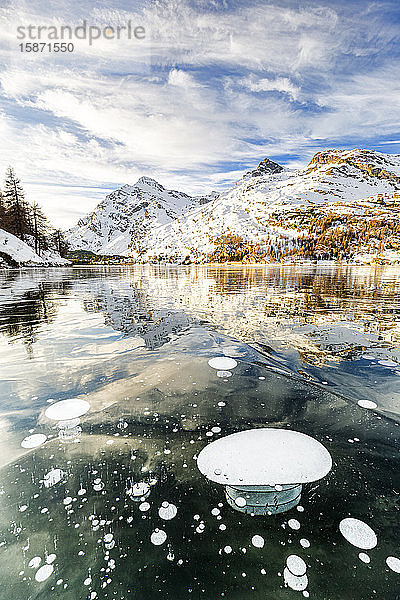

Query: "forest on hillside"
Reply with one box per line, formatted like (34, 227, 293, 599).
(0, 167, 69, 258)
(204, 206, 400, 264)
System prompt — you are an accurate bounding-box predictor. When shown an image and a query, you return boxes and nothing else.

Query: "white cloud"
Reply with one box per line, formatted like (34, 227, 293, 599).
(241, 76, 300, 101)
(168, 68, 197, 88)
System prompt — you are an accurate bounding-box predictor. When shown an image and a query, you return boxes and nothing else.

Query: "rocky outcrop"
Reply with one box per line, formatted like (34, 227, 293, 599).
(306, 149, 400, 187)
(244, 158, 284, 178)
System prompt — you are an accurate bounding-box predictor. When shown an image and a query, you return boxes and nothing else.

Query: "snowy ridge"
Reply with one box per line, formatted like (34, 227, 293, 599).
(67, 149, 400, 263)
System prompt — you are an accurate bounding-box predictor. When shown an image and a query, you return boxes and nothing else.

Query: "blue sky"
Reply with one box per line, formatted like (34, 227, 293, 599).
(0, 0, 399, 227)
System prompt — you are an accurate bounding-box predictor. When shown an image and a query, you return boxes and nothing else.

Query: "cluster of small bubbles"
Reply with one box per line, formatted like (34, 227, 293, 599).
(93, 478, 105, 492)
(28, 552, 57, 583)
(196, 521, 206, 534)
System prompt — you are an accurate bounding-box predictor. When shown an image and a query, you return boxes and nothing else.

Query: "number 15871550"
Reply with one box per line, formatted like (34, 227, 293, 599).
(19, 42, 74, 52)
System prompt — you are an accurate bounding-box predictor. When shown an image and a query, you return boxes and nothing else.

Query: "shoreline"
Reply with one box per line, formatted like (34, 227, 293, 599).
(2, 259, 400, 270)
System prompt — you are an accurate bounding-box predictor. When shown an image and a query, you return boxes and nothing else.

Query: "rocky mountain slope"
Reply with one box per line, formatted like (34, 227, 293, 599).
(66, 149, 400, 263)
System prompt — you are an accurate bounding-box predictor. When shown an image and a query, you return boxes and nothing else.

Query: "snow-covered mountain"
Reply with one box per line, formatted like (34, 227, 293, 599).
(67, 149, 400, 263)
(0, 229, 70, 267)
(67, 176, 218, 256)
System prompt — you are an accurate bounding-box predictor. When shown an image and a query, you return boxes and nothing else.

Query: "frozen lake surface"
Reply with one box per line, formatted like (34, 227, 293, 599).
(0, 264, 399, 599)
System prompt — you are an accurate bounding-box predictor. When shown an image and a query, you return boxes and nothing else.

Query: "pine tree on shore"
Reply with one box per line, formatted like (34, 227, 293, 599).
(3, 167, 32, 241)
(52, 229, 70, 258)
(31, 201, 49, 255)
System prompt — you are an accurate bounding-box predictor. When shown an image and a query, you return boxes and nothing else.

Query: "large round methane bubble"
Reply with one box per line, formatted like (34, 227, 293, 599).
(35, 564, 54, 582)
(197, 428, 332, 485)
(208, 357, 238, 370)
(386, 556, 400, 573)
(45, 398, 90, 421)
(286, 555, 307, 577)
(288, 519, 301, 531)
(150, 529, 167, 546)
(21, 433, 47, 449)
(251, 535, 265, 548)
(158, 501, 178, 520)
(339, 518, 377, 550)
(359, 552, 370, 564)
(357, 399, 378, 410)
(29, 557, 41, 568)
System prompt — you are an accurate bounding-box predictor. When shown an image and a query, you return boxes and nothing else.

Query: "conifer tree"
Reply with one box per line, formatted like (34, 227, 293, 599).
(31, 201, 49, 255)
(52, 229, 70, 258)
(3, 167, 31, 240)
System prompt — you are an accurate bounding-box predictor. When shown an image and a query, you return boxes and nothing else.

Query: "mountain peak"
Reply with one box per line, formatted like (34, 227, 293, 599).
(244, 158, 284, 179)
(134, 176, 165, 191)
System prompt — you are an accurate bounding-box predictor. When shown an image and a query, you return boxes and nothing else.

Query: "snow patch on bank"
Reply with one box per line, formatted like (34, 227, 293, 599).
(0, 229, 70, 267)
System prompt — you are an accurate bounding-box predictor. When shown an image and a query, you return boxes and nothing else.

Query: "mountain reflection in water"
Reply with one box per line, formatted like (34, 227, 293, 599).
(0, 265, 398, 600)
